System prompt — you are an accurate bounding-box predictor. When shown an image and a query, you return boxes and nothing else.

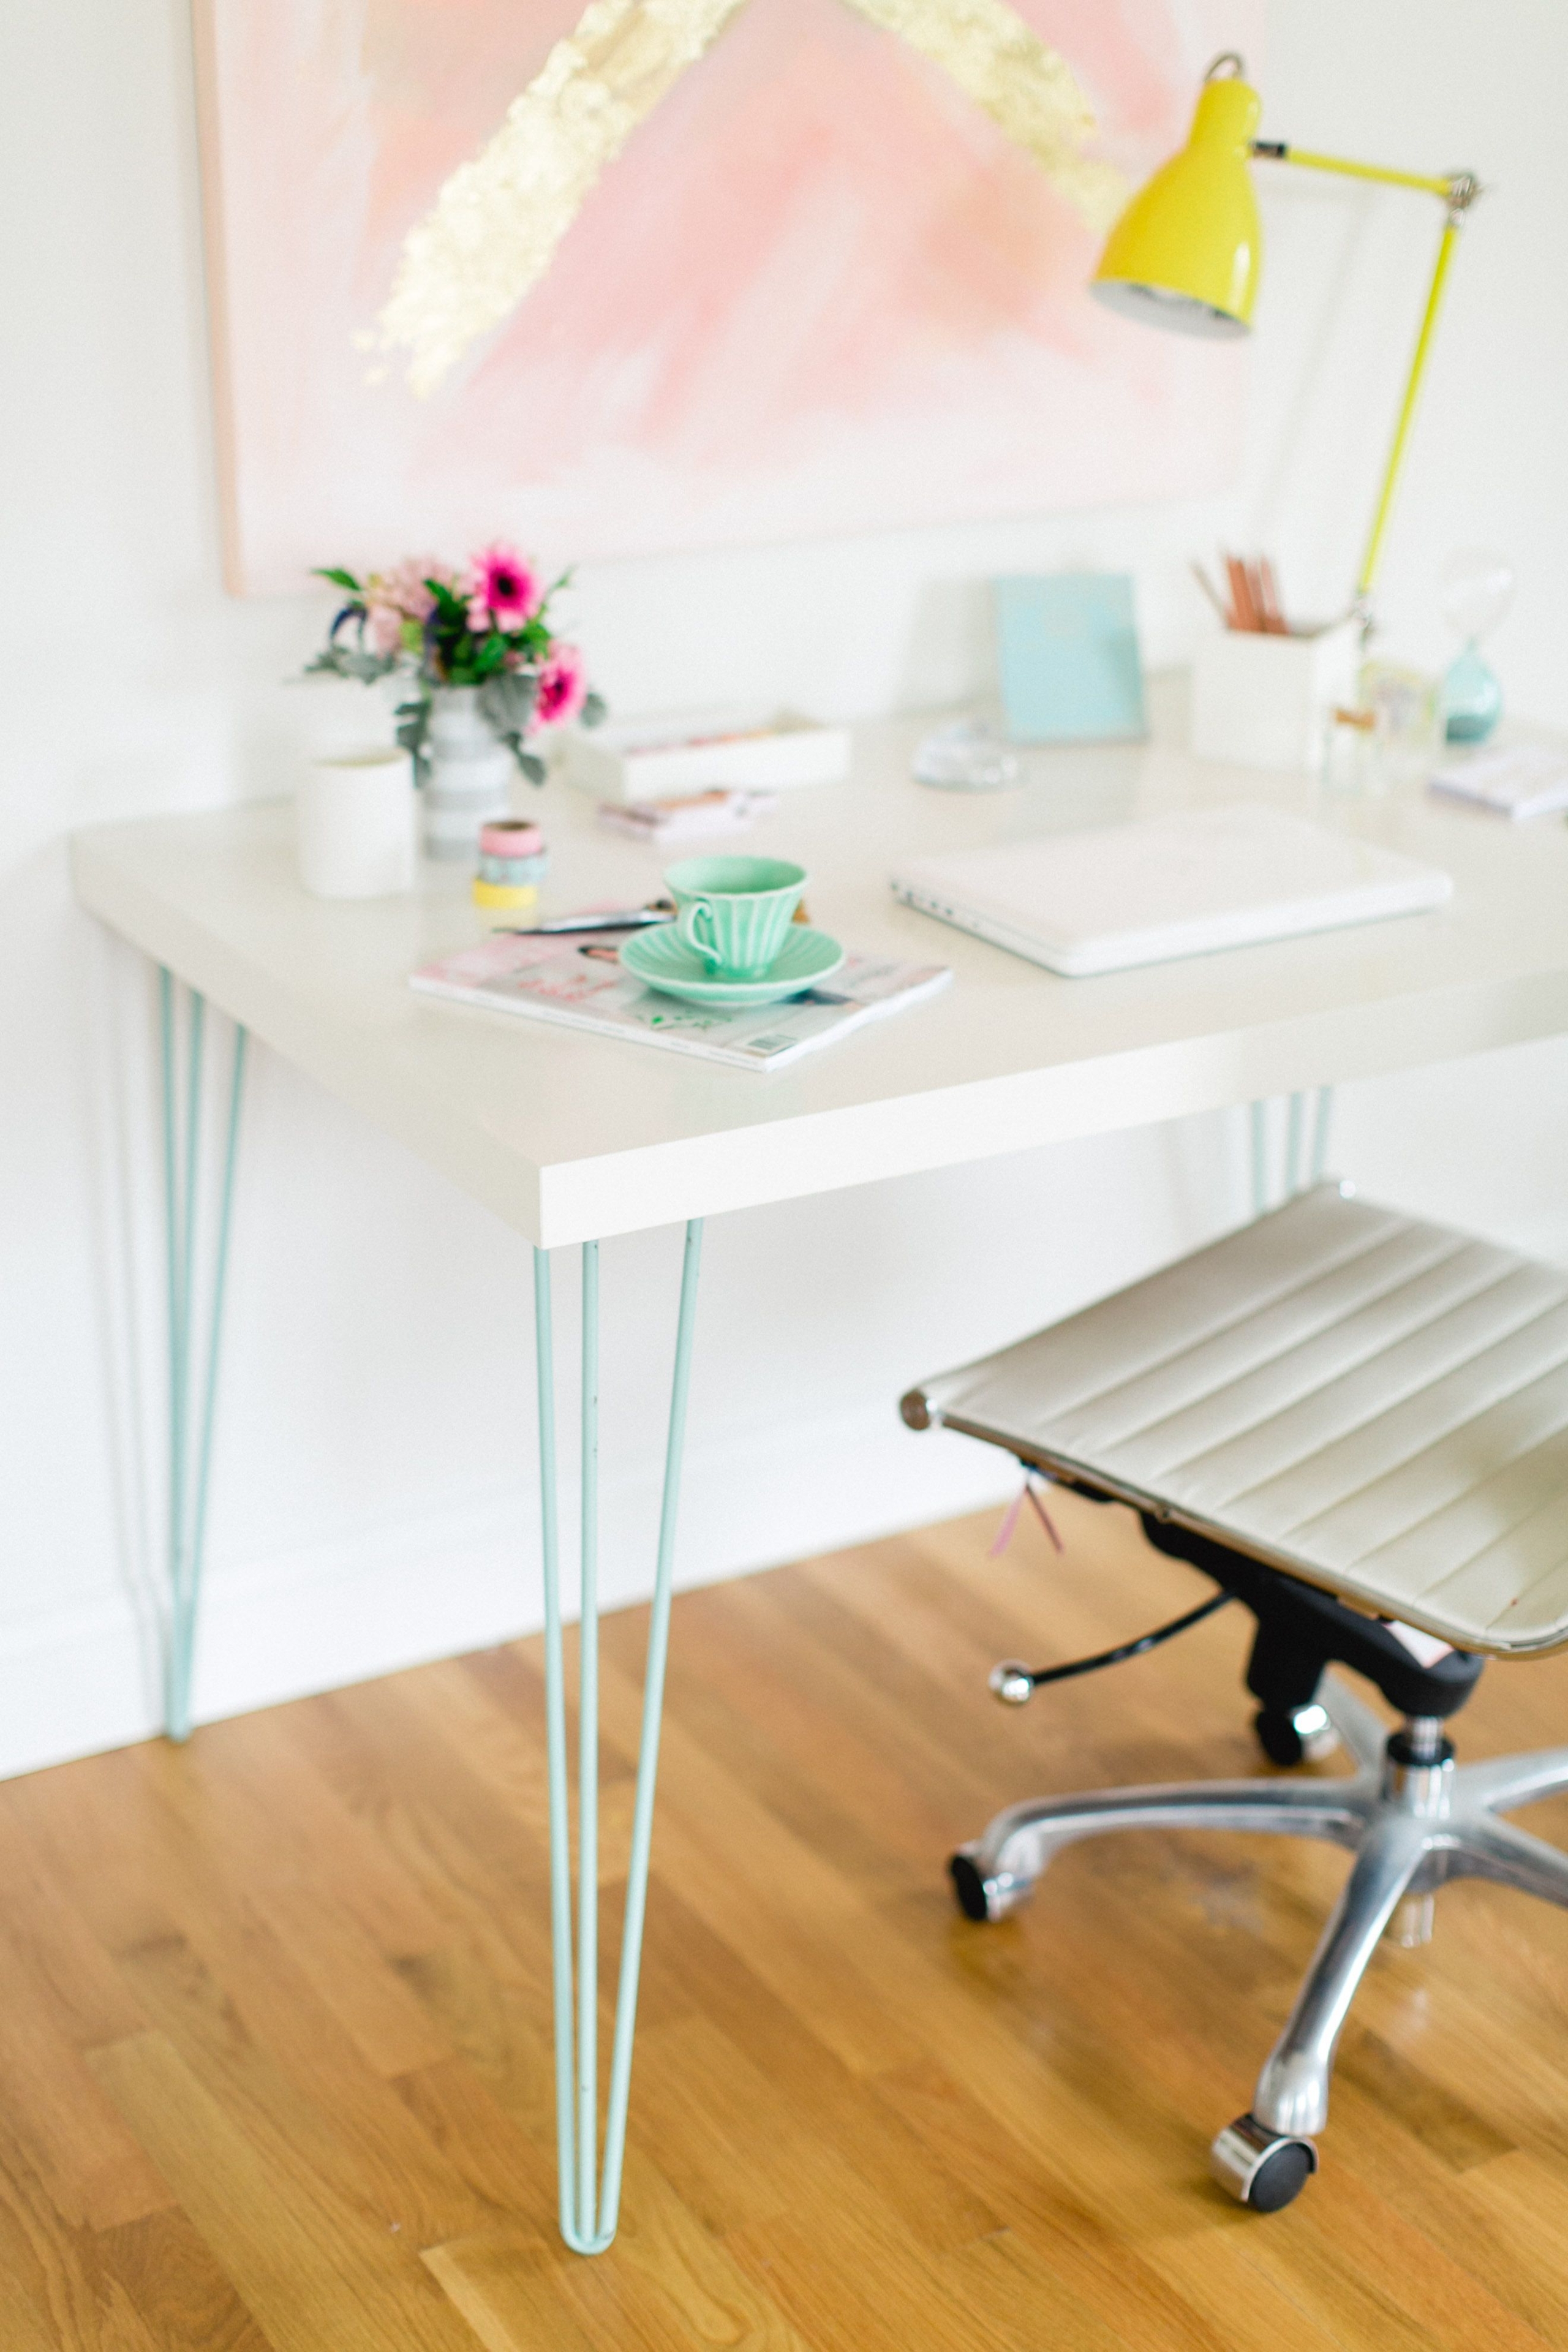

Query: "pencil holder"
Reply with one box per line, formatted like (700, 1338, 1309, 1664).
(1191, 620, 1359, 774)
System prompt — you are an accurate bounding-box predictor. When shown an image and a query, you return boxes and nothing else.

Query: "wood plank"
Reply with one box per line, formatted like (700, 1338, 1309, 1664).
(0, 2095, 167, 2352)
(89, 2030, 484, 2352)
(93, 2206, 273, 2352)
(422, 2230, 601, 2352)
(877, 2057, 1220, 2352)
(107, 1927, 499, 2252)
(0, 1969, 173, 2233)
(558, 2142, 814, 2352)
(394, 2057, 559, 2227)
(722, 2138, 1024, 2352)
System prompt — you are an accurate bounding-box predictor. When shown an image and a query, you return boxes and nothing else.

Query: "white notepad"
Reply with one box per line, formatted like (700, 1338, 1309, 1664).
(890, 804, 1452, 978)
(1429, 744, 1568, 820)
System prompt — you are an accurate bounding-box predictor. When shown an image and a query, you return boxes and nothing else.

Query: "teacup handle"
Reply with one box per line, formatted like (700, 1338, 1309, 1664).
(676, 898, 721, 971)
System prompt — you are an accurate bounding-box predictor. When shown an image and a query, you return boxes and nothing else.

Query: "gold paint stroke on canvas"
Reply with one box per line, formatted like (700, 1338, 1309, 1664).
(374, 0, 1128, 395)
(847, 0, 1124, 224)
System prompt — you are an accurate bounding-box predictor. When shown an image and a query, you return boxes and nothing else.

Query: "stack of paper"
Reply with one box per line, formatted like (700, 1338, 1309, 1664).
(1430, 744, 1568, 820)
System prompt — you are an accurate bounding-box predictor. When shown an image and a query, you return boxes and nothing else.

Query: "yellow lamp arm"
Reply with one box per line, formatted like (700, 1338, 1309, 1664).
(1253, 141, 1482, 605)
(1252, 141, 1457, 202)
(1350, 216, 1461, 600)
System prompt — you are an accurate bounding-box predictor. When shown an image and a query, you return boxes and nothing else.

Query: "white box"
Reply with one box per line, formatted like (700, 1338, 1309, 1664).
(1191, 620, 1359, 773)
(562, 707, 851, 803)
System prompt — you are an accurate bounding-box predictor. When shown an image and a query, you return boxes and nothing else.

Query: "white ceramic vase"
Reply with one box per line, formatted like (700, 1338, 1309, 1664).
(424, 687, 515, 860)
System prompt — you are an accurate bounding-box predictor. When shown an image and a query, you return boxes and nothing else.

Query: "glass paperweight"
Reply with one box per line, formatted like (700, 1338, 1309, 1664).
(1442, 641, 1503, 744)
(1440, 549, 1512, 745)
(912, 717, 1021, 793)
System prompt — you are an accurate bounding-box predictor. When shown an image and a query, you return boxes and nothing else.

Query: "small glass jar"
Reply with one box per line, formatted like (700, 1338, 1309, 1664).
(1321, 703, 1376, 796)
(1322, 665, 1441, 796)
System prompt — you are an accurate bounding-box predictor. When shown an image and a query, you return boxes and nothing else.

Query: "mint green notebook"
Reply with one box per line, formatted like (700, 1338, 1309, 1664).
(992, 573, 1146, 744)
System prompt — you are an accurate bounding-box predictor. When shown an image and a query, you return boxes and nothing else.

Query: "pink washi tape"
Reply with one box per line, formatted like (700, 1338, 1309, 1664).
(479, 819, 545, 859)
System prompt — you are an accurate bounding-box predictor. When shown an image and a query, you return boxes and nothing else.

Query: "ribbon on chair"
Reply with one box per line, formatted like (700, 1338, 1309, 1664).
(989, 1471, 1064, 1558)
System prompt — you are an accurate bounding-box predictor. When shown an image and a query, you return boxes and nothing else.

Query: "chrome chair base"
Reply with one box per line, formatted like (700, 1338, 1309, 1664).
(950, 1675, 1568, 2210)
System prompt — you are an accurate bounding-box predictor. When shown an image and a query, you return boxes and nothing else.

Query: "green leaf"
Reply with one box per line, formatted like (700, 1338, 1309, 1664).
(358, 651, 397, 683)
(304, 644, 394, 685)
(426, 578, 468, 622)
(515, 750, 548, 786)
(314, 565, 363, 594)
(580, 692, 608, 728)
(478, 672, 538, 741)
(394, 692, 432, 783)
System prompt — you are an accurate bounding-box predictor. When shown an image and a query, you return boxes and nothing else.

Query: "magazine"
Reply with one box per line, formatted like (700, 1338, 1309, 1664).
(410, 928, 952, 1071)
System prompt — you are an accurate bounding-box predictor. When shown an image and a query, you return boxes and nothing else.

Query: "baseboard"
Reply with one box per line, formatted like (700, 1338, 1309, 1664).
(0, 1403, 1016, 1781)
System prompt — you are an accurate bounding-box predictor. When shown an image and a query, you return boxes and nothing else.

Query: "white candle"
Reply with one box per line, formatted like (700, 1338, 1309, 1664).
(296, 749, 416, 899)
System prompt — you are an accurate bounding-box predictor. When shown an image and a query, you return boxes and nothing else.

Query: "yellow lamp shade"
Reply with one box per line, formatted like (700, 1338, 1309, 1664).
(1093, 69, 1263, 338)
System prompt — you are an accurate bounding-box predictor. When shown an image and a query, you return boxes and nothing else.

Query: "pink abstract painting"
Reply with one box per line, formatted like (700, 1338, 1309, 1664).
(194, 0, 1257, 594)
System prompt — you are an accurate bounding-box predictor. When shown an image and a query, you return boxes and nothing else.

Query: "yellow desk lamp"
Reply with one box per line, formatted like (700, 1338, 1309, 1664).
(1091, 53, 1481, 625)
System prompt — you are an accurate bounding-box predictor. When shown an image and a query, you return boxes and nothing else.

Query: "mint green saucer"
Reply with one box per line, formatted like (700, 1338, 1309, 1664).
(618, 924, 845, 1008)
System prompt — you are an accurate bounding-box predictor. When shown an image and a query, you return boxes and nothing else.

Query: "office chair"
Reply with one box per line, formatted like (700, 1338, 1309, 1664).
(902, 1183, 1568, 2212)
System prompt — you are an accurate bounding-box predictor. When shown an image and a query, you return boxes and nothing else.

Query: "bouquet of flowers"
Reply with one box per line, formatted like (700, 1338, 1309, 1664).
(308, 543, 605, 785)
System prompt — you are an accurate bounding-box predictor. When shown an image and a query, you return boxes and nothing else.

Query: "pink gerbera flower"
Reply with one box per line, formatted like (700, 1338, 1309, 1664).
(467, 541, 541, 633)
(535, 644, 588, 727)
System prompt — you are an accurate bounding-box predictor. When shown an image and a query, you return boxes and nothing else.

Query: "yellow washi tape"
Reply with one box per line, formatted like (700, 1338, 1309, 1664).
(472, 878, 541, 913)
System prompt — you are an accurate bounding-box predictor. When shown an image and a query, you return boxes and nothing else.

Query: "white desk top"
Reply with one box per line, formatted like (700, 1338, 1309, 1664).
(72, 682, 1568, 1246)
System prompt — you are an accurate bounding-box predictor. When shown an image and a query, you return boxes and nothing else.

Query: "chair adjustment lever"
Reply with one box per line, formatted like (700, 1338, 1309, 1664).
(989, 1590, 1237, 1705)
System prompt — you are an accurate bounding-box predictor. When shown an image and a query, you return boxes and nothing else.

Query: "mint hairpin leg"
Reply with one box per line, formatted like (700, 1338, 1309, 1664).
(1249, 1089, 1334, 1214)
(1311, 1085, 1335, 1183)
(159, 969, 248, 1743)
(535, 1219, 704, 2254)
(1250, 1099, 1268, 1218)
(1285, 1089, 1306, 1198)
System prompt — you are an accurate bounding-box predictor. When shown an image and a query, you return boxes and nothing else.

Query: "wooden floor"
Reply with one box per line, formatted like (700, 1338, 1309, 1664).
(6, 1496, 1568, 2348)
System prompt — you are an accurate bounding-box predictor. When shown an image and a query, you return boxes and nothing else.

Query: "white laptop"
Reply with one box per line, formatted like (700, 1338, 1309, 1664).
(889, 804, 1452, 979)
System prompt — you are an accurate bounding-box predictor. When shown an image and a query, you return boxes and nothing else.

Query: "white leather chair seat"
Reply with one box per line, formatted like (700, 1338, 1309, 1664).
(905, 1185, 1568, 1657)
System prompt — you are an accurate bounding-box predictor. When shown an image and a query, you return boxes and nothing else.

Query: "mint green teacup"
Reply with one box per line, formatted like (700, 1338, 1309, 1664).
(665, 855, 807, 979)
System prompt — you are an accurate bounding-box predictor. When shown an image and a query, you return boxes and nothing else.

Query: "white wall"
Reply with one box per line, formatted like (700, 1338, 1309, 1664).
(2, 1, 1566, 1777)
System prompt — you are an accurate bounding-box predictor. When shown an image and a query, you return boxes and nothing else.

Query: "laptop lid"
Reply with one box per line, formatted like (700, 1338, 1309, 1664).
(889, 804, 1453, 978)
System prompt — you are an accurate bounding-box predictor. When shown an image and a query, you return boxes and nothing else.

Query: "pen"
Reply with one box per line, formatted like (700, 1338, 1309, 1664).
(499, 902, 676, 936)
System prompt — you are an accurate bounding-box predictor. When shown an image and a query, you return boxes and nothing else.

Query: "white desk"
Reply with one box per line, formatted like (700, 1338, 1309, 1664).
(71, 681, 1568, 2252)
(72, 682, 1568, 1249)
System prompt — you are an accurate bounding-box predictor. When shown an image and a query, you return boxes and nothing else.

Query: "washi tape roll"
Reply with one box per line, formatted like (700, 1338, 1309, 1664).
(477, 851, 549, 886)
(480, 820, 545, 860)
(473, 877, 541, 916)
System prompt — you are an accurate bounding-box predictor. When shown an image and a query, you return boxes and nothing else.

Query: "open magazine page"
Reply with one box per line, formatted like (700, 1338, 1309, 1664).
(410, 930, 951, 1071)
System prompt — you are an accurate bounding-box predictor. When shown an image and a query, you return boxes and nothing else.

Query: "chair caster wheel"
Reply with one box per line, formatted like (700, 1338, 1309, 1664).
(949, 1845, 1033, 1922)
(1210, 2114, 1318, 2212)
(1254, 1703, 1340, 1768)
